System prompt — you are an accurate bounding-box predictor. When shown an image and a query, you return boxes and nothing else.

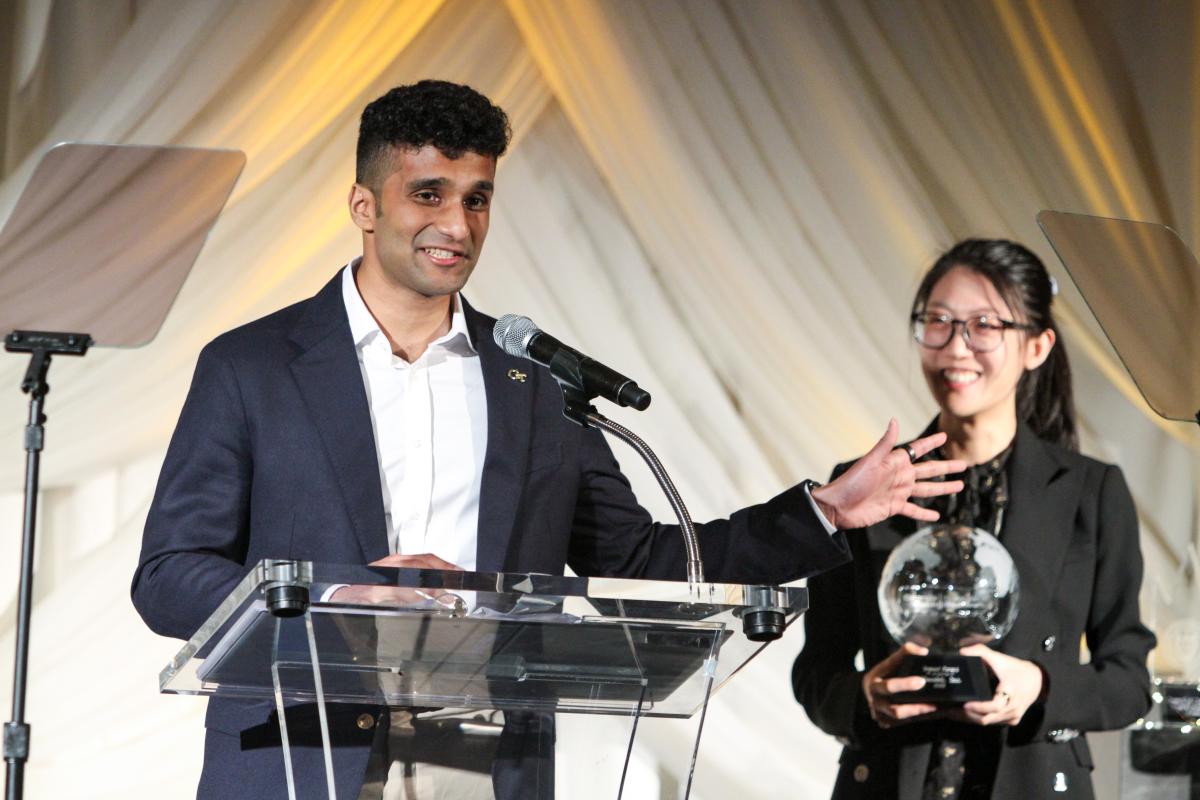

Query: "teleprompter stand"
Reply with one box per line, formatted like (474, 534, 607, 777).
(1038, 211, 1200, 795)
(2, 331, 90, 799)
(0, 143, 245, 799)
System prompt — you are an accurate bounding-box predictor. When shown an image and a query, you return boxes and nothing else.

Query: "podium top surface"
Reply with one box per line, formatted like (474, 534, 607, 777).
(160, 560, 808, 719)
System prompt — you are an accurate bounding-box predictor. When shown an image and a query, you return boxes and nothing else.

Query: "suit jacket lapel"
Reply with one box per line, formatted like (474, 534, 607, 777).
(464, 299, 535, 572)
(998, 423, 1081, 653)
(287, 272, 389, 563)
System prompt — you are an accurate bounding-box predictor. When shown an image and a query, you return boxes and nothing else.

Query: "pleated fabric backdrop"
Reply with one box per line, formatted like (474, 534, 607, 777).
(0, 1, 1197, 797)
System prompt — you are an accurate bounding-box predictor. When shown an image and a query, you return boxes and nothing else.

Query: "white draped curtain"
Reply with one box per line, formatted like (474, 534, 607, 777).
(1, 1, 1197, 797)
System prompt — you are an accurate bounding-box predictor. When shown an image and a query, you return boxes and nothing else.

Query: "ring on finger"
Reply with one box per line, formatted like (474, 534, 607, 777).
(901, 444, 917, 462)
(998, 689, 1012, 707)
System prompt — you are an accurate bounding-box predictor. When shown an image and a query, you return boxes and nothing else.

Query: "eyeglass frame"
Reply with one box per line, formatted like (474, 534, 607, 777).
(910, 311, 1038, 353)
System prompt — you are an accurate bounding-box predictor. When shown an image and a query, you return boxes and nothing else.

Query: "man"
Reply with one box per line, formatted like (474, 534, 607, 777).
(132, 80, 962, 799)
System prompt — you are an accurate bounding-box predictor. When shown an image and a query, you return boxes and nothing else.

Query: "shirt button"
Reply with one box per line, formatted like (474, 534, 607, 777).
(1042, 635, 1056, 652)
(356, 713, 375, 730)
(853, 764, 869, 783)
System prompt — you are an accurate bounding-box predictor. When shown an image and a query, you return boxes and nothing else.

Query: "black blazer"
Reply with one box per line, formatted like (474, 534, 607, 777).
(792, 422, 1155, 800)
(132, 270, 849, 800)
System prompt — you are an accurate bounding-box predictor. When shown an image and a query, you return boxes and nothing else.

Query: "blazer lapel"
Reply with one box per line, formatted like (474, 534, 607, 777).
(287, 272, 389, 563)
(465, 299, 535, 572)
(997, 424, 1082, 653)
(898, 742, 933, 800)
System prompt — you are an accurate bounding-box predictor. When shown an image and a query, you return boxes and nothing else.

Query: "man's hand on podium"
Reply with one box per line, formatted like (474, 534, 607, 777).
(810, 419, 965, 530)
(329, 553, 464, 609)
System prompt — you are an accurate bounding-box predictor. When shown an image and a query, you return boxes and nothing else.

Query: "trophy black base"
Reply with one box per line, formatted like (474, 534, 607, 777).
(890, 654, 995, 704)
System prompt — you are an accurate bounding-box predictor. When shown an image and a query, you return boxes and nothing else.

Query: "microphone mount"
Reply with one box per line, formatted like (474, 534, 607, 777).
(552, 376, 704, 587)
(493, 314, 703, 588)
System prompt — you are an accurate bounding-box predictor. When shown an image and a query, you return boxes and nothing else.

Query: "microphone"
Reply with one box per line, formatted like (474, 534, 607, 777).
(493, 314, 651, 411)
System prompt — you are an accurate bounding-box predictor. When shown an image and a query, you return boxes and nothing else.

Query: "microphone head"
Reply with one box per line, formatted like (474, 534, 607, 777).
(493, 313, 540, 357)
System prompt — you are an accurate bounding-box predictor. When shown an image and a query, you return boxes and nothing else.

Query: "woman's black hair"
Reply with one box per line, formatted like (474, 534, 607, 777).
(911, 238, 1078, 451)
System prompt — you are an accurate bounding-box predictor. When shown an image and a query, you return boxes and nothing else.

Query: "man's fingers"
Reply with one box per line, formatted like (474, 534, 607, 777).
(905, 431, 948, 460)
(909, 479, 965, 498)
(865, 418, 901, 462)
(370, 553, 462, 571)
(332, 585, 421, 606)
(912, 459, 967, 479)
(899, 502, 940, 522)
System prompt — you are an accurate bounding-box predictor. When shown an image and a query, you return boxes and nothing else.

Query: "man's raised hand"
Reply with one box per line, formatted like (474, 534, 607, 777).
(811, 419, 965, 530)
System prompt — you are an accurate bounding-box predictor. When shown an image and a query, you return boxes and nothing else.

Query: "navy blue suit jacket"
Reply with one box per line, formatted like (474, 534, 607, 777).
(133, 270, 849, 798)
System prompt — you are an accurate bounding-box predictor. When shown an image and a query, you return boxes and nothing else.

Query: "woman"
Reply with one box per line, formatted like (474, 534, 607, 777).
(792, 239, 1155, 799)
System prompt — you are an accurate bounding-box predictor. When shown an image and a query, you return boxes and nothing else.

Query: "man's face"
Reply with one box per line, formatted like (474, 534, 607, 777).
(357, 145, 496, 299)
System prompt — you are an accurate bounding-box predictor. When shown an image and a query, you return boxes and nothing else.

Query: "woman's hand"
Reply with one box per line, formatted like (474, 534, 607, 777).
(948, 644, 1045, 726)
(862, 642, 940, 728)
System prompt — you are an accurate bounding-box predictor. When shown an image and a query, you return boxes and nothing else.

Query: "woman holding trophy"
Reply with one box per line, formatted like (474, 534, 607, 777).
(792, 239, 1156, 799)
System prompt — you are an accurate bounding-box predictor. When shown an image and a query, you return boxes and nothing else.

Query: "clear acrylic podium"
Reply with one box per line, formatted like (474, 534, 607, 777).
(160, 560, 808, 798)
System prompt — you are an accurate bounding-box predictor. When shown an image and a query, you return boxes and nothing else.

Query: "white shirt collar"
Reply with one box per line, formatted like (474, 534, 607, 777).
(341, 258, 476, 357)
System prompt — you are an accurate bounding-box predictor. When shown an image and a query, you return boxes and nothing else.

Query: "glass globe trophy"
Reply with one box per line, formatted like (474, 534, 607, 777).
(877, 524, 1020, 703)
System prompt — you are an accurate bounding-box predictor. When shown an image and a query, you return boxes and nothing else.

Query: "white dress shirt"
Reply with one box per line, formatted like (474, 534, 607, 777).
(342, 260, 487, 570)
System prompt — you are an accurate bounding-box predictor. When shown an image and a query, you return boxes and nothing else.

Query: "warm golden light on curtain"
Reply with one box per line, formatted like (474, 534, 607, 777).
(0, 0, 1197, 797)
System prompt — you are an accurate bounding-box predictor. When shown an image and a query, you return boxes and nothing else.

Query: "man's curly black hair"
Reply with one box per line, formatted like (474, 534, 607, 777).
(356, 80, 511, 195)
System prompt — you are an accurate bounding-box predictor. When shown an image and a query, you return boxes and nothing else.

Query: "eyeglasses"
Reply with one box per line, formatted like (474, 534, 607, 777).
(910, 312, 1036, 353)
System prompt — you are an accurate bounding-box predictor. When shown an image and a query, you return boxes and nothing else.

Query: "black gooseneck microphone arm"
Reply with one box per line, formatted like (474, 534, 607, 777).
(494, 315, 703, 585)
(558, 380, 703, 585)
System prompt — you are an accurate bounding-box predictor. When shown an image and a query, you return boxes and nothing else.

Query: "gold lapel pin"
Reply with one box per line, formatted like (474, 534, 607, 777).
(507, 368, 527, 383)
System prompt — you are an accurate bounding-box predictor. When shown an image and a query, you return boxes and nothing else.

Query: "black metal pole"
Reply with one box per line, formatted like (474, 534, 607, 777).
(4, 362, 47, 800)
(2, 332, 89, 800)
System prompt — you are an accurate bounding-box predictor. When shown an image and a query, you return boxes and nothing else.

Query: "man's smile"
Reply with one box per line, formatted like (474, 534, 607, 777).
(419, 246, 465, 266)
